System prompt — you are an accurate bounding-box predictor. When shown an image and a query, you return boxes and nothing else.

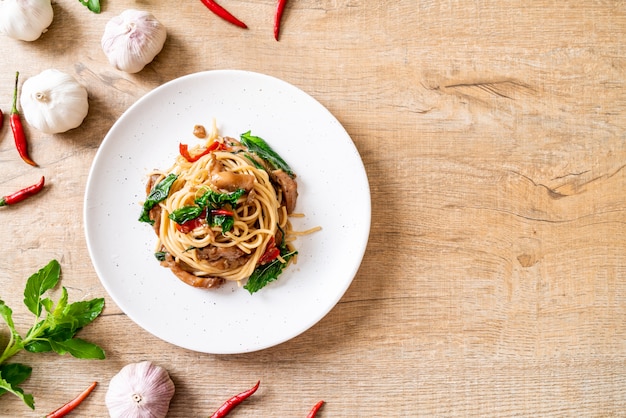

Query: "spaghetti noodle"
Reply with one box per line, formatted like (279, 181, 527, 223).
(139, 124, 313, 293)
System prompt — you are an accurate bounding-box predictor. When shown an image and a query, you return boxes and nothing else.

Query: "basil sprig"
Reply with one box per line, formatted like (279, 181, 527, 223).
(0, 260, 105, 410)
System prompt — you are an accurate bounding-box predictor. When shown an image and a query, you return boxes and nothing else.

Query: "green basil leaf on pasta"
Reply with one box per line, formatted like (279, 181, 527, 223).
(169, 206, 203, 224)
(139, 173, 178, 224)
(211, 214, 234, 233)
(244, 250, 297, 294)
(195, 188, 245, 209)
(240, 131, 294, 177)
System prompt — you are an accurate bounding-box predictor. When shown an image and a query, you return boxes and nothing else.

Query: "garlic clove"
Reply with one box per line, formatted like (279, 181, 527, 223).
(0, 0, 54, 42)
(101, 9, 167, 74)
(20, 69, 89, 134)
(106, 361, 175, 418)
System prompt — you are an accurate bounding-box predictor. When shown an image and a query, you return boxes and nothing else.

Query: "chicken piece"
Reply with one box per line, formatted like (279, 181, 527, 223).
(208, 153, 255, 192)
(160, 254, 224, 289)
(196, 245, 250, 270)
(270, 169, 298, 213)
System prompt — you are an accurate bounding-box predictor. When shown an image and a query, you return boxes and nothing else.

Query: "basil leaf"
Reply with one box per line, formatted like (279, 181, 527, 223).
(0, 372, 34, 409)
(195, 188, 245, 209)
(169, 206, 203, 224)
(49, 338, 106, 359)
(37, 324, 76, 343)
(0, 299, 16, 334)
(154, 252, 167, 261)
(240, 131, 294, 177)
(58, 298, 105, 329)
(242, 153, 265, 171)
(79, 0, 100, 13)
(23, 259, 60, 317)
(244, 250, 297, 294)
(0, 364, 32, 397)
(23, 340, 52, 354)
(139, 174, 178, 224)
(211, 214, 234, 233)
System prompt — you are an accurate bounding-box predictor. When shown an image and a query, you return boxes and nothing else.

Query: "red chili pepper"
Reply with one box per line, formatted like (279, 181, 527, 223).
(209, 380, 260, 418)
(0, 109, 4, 129)
(211, 208, 234, 217)
(175, 209, 207, 233)
(259, 236, 280, 265)
(45, 381, 97, 418)
(0, 176, 45, 207)
(306, 400, 325, 418)
(179, 140, 226, 162)
(179, 143, 210, 162)
(274, 0, 288, 41)
(200, 0, 248, 29)
(11, 72, 37, 167)
(175, 217, 205, 233)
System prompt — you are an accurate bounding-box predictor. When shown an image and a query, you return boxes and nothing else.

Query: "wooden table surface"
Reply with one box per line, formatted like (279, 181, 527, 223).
(1, 1, 625, 416)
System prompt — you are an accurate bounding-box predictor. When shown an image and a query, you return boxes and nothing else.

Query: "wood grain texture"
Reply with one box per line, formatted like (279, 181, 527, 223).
(0, 0, 625, 416)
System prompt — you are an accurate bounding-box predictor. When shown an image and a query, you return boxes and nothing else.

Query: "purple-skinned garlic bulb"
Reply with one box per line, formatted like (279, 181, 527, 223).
(101, 9, 167, 73)
(105, 361, 175, 418)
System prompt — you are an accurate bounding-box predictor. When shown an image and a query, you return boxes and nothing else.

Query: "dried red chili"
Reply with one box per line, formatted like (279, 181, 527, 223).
(274, 0, 288, 41)
(200, 0, 247, 28)
(11, 72, 37, 167)
(0, 176, 45, 207)
(209, 380, 260, 418)
(45, 381, 97, 418)
(306, 400, 325, 418)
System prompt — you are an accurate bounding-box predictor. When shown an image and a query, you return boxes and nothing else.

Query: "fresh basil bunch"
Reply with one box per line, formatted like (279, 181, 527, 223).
(0, 260, 105, 409)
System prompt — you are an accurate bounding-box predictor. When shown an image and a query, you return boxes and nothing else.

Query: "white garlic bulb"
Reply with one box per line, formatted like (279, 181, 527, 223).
(101, 9, 167, 74)
(106, 361, 175, 418)
(20, 69, 89, 134)
(0, 0, 54, 41)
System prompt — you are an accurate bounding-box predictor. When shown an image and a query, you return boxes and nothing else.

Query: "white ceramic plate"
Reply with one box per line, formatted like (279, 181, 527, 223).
(84, 70, 370, 354)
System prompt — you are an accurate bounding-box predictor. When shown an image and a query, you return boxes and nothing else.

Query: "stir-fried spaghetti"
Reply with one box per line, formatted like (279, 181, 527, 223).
(139, 122, 317, 293)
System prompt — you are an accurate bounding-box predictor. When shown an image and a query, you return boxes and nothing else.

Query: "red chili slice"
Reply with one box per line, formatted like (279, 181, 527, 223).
(259, 236, 280, 265)
(179, 141, 228, 162)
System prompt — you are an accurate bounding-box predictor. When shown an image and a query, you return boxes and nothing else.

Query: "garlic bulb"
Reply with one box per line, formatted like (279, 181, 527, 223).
(106, 361, 175, 418)
(101, 9, 167, 74)
(20, 69, 89, 134)
(0, 0, 53, 41)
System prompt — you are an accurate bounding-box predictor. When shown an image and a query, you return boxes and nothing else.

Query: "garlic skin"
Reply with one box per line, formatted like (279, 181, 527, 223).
(0, 0, 53, 42)
(102, 10, 167, 74)
(20, 69, 89, 134)
(106, 361, 175, 418)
